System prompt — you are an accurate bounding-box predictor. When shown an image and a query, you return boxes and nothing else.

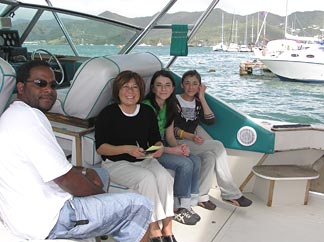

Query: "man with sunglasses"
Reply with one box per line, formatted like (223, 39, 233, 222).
(0, 60, 152, 241)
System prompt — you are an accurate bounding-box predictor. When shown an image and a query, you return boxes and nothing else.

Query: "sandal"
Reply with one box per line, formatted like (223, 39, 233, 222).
(198, 200, 216, 210)
(149, 236, 164, 242)
(164, 235, 178, 242)
(223, 196, 252, 207)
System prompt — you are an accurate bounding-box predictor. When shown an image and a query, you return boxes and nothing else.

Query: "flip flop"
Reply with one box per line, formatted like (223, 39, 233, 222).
(223, 196, 252, 207)
(198, 200, 216, 210)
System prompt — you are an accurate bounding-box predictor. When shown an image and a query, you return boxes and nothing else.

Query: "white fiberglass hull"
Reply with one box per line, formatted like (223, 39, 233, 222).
(260, 47, 324, 83)
(261, 58, 324, 83)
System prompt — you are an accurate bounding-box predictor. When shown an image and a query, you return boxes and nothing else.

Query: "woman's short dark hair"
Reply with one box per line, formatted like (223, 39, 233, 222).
(16, 60, 51, 84)
(181, 69, 201, 84)
(112, 70, 145, 104)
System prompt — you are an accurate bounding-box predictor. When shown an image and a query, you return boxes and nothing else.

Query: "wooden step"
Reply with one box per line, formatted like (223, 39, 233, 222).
(252, 165, 319, 206)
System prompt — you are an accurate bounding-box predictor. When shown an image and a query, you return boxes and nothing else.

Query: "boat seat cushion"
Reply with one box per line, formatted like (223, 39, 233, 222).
(49, 52, 163, 119)
(0, 57, 16, 115)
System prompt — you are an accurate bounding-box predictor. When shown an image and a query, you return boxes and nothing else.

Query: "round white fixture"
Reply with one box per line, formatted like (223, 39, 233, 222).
(237, 126, 257, 146)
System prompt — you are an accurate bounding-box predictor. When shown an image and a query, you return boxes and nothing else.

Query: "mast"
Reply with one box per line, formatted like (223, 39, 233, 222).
(244, 15, 248, 45)
(221, 12, 224, 43)
(285, 0, 289, 36)
(251, 15, 254, 43)
(254, 12, 268, 47)
(235, 20, 238, 44)
(228, 13, 235, 44)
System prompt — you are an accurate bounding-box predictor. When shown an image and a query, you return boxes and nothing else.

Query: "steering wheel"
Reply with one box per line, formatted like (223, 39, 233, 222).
(31, 49, 65, 85)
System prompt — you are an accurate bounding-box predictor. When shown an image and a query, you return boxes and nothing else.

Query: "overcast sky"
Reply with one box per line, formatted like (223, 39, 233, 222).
(24, 0, 324, 17)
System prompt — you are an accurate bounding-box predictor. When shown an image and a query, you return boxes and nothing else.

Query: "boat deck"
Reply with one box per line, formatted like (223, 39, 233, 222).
(105, 188, 324, 242)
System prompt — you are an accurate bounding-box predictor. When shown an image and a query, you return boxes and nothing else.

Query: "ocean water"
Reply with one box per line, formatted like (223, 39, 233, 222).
(27, 44, 324, 125)
(138, 46, 324, 125)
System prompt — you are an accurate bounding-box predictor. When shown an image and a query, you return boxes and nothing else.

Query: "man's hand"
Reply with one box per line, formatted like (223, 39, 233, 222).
(54, 167, 105, 196)
(84, 168, 104, 189)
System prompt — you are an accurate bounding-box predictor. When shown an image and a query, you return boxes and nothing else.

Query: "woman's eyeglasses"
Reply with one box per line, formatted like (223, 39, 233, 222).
(24, 79, 58, 89)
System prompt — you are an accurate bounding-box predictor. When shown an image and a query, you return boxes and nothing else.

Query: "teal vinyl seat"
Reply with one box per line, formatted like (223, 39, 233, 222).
(49, 52, 163, 120)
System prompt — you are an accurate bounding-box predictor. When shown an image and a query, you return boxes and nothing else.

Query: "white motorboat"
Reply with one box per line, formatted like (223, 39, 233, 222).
(260, 45, 324, 83)
(0, 1, 323, 242)
(253, 39, 300, 58)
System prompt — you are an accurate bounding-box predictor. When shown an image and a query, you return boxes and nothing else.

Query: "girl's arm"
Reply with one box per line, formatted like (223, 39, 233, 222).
(198, 84, 215, 125)
(165, 121, 178, 147)
(198, 84, 213, 115)
(164, 122, 190, 156)
(176, 128, 204, 145)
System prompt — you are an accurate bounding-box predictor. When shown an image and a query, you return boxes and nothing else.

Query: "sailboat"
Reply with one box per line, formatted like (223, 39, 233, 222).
(240, 16, 252, 52)
(252, 11, 269, 58)
(212, 12, 227, 51)
(226, 14, 239, 52)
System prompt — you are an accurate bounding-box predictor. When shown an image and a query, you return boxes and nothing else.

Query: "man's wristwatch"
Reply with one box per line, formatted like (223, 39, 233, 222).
(82, 167, 87, 175)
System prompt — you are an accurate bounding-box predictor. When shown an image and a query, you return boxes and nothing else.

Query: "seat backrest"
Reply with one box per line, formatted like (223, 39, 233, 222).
(50, 52, 162, 120)
(0, 57, 16, 115)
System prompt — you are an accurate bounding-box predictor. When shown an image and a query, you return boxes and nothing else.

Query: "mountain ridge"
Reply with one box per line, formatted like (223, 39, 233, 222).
(99, 8, 324, 46)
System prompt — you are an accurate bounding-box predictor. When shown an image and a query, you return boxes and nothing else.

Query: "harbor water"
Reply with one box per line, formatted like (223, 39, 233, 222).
(27, 44, 324, 125)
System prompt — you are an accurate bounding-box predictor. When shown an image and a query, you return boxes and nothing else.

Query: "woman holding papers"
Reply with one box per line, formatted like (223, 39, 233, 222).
(143, 70, 201, 226)
(95, 70, 177, 242)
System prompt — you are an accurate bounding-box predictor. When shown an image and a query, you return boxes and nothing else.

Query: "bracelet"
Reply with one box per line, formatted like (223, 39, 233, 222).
(82, 167, 87, 175)
(179, 130, 184, 139)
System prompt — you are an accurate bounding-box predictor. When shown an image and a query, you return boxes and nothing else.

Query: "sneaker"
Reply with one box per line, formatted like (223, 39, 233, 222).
(189, 208, 201, 222)
(173, 208, 198, 225)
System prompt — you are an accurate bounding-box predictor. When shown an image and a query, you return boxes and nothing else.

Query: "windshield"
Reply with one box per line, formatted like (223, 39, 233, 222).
(16, 0, 212, 18)
(0, 2, 141, 57)
(0, 0, 222, 69)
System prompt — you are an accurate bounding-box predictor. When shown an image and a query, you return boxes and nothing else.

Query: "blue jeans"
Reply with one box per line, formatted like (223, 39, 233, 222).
(158, 153, 201, 198)
(92, 167, 110, 192)
(47, 167, 152, 242)
(48, 193, 152, 242)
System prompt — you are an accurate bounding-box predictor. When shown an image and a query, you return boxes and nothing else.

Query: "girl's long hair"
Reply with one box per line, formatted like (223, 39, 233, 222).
(145, 69, 177, 128)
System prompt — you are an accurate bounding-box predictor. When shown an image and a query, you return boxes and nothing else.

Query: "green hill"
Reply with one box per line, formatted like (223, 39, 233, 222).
(99, 9, 324, 46)
(17, 8, 324, 47)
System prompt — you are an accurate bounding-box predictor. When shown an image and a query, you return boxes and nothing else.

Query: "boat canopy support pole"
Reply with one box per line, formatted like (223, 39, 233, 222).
(44, 0, 80, 56)
(122, 0, 178, 54)
(20, 10, 43, 44)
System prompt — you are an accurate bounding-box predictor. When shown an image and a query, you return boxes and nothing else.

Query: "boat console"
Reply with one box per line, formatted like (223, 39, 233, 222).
(0, 29, 27, 63)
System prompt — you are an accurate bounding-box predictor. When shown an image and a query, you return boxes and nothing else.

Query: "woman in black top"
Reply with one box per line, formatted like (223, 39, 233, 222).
(96, 71, 177, 242)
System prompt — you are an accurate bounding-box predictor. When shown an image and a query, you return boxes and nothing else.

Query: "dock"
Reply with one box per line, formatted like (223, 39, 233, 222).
(239, 60, 269, 75)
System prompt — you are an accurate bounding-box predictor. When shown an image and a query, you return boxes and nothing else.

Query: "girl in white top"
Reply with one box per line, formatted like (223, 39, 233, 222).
(174, 70, 252, 208)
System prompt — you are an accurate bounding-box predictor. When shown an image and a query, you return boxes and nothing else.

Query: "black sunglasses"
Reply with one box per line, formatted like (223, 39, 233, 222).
(24, 79, 58, 89)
